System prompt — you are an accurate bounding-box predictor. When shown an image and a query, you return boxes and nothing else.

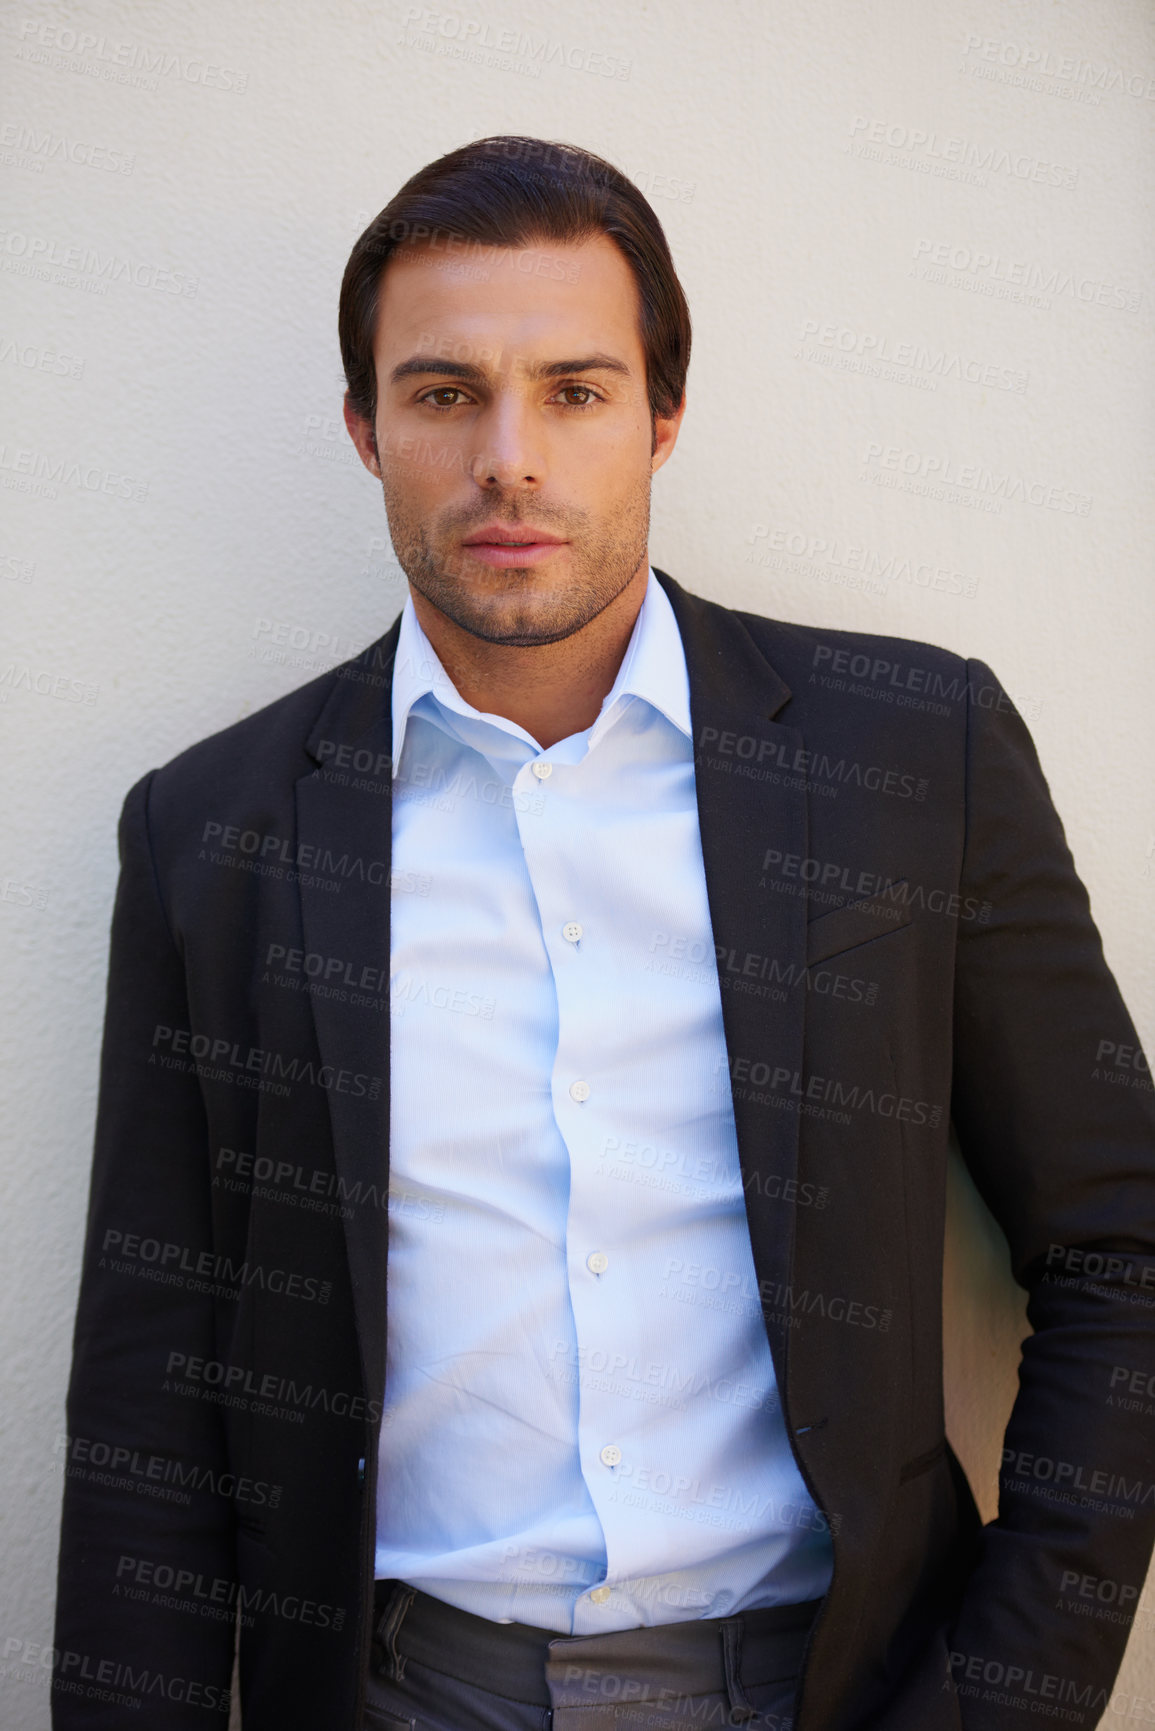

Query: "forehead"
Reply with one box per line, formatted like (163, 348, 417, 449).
(373, 232, 643, 373)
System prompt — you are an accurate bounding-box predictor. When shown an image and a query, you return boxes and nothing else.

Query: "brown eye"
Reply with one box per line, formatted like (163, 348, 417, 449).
(427, 387, 463, 408)
(558, 386, 595, 406)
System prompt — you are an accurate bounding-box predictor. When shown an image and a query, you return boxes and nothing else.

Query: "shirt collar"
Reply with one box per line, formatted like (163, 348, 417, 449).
(389, 568, 692, 772)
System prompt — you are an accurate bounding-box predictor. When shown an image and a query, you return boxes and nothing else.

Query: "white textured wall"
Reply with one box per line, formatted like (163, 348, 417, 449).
(2, 1, 1152, 1723)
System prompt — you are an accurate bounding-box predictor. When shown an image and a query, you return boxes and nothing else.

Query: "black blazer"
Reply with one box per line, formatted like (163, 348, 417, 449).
(54, 573, 1155, 1729)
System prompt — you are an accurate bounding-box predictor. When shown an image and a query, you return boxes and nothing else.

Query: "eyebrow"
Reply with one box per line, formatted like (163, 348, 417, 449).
(389, 352, 632, 386)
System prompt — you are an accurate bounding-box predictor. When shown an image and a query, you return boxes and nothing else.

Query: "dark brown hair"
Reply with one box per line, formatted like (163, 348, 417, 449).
(339, 135, 691, 427)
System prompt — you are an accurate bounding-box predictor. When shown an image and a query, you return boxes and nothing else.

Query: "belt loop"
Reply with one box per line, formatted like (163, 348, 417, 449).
(375, 1583, 417, 1682)
(721, 1618, 756, 1722)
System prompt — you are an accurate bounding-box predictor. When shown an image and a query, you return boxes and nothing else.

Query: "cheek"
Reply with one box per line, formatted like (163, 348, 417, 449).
(574, 415, 650, 482)
(599, 439, 653, 503)
(380, 442, 461, 496)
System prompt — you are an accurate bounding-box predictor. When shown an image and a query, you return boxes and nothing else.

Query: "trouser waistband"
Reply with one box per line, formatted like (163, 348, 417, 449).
(372, 1579, 821, 1714)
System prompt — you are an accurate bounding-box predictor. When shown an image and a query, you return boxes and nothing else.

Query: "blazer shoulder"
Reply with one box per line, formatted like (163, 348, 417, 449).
(657, 571, 970, 695)
(136, 621, 401, 839)
(731, 604, 969, 695)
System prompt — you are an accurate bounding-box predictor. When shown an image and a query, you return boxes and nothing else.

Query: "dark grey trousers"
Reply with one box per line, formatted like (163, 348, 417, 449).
(366, 1581, 817, 1730)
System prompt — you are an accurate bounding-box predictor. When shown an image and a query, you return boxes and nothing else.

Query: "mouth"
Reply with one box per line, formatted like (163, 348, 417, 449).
(460, 527, 569, 568)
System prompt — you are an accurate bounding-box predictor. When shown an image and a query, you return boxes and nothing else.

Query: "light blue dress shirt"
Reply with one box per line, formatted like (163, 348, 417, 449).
(376, 571, 833, 1632)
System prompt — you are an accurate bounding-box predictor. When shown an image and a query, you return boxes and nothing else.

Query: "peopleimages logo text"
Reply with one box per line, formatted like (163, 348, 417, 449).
(151, 1025, 381, 1100)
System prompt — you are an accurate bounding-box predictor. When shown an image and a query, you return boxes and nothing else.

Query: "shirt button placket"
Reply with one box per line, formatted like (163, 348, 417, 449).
(527, 745, 623, 1608)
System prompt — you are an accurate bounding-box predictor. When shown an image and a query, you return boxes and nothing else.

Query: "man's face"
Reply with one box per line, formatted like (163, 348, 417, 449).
(344, 233, 684, 647)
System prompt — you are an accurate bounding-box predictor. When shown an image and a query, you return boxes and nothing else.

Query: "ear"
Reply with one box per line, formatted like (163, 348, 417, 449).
(343, 393, 381, 477)
(650, 394, 686, 474)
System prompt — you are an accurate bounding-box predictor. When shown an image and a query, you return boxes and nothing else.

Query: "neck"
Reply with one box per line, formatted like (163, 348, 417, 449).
(409, 561, 651, 749)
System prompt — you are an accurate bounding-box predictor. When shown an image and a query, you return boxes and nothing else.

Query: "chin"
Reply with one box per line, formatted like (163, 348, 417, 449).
(462, 608, 582, 648)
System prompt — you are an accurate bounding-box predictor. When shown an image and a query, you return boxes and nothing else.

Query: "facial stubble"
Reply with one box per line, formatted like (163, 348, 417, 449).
(379, 469, 653, 647)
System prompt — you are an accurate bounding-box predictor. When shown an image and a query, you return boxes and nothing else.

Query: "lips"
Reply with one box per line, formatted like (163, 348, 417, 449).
(462, 525, 567, 547)
(460, 525, 569, 567)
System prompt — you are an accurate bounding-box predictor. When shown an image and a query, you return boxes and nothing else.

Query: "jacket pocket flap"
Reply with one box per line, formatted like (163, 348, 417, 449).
(806, 885, 912, 965)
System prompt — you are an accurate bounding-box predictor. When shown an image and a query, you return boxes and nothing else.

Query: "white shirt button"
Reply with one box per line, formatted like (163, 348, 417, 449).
(569, 1080, 591, 1103)
(562, 922, 583, 944)
(531, 760, 552, 780)
(586, 1251, 608, 1275)
(589, 1586, 611, 1605)
(599, 1444, 622, 1468)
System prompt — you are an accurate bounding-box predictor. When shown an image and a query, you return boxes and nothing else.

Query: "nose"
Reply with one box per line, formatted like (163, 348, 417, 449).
(469, 392, 546, 489)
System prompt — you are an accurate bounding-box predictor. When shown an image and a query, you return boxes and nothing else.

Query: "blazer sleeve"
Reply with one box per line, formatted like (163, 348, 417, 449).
(52, 772, 236, 1728)
(946, 660, 1155, 1725)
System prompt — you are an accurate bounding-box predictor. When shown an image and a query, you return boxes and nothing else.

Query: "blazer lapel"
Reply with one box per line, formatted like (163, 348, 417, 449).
(658, 572, 808, 1383)
(293, 622, 401, 1412)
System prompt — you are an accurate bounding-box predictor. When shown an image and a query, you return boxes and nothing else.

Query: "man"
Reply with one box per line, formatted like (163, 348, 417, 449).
(54, 135, 1155, 1731)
